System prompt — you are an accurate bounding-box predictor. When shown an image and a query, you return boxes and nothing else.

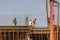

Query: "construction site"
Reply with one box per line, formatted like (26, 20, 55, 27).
(0, 0, 60, 40)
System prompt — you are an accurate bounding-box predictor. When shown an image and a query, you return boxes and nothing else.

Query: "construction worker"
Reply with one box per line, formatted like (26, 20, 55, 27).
(29, 18, 37, 27)
(31, 18, 37, 27)
(13, 18, 17, 26)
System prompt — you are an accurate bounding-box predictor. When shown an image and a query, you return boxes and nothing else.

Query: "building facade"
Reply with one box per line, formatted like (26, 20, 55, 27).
(0, 26, 59, 40)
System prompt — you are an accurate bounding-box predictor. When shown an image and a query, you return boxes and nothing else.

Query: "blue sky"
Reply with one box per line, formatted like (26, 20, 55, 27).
(0, 0, 60, 27)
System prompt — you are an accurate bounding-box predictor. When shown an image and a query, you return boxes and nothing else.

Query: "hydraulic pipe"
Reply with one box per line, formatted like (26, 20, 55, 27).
(56, 3, 59, 40)
(46, 0, 49, 26)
